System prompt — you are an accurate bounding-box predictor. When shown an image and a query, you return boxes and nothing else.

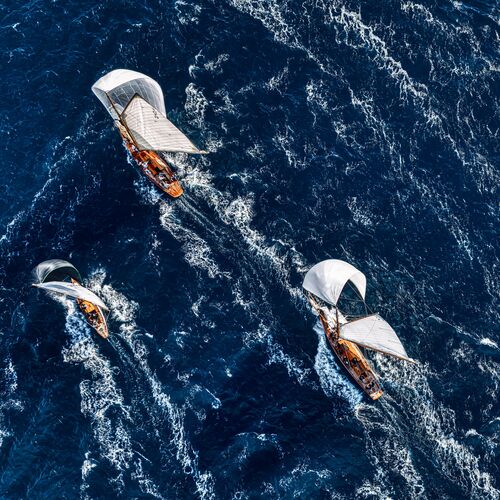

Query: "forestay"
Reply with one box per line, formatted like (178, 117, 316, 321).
(33, 259, 82, 284)
(33, 282, 109, 312)
(302, 259, 366, 306)
(340, 314, 414, 362)
(121, 95, 201, 153)
(92, 69, 166, 120)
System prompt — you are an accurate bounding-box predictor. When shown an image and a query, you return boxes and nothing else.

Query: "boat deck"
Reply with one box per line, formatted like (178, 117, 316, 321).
(120, 129, 183, 198)
(71, 279, 109, 339)
(321, 315, 383, 400)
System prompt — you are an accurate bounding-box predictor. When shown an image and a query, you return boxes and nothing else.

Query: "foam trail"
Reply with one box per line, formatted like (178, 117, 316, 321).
(158, 201, 229, 280)
(266, 335, 313, 387)
(154, 168, 312, 389)
(131, 459, 165, 500)
(89, 272, 216, 499)
(313, 322, 363, 407)
(356, 400, 426, 498)
(81, 452, 96, 499)
(357, 356, 499, 499)
(61, 299, 133, 492)
(183, 177, 305, 302)
(165, 80, 307, 301)
(0, 358, 22, 449)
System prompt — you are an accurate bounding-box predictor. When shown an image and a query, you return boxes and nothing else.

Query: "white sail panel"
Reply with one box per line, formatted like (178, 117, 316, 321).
(92, 69, 166, 120)
(33, 282, 109, 312)
(340, 314, 414, 362)
(303, 259, 366, 306)
(121, 95, 200, 153)
(33, 259, 81, 284)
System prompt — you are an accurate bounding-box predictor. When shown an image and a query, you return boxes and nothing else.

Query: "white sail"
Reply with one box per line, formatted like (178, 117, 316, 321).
(121, 95, 201, 153)
(303, 259, 366, 306)
(33, 282, 109, 312)
(33, 259, 81, 284)
(92, 69, 166, 120)
(340, 314, 414, 362)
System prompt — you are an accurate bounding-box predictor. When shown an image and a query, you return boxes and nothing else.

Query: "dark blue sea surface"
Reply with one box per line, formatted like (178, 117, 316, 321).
(0, 0, 498, 498)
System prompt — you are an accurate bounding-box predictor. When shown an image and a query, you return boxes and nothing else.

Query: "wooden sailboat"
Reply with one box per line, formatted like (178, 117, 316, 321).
(70, 278, 109, 339)
(120, 127, 183, 198)
(303, 260, 415, 400)
(92, 69, 206, 198)
(32, 259, 110, 339)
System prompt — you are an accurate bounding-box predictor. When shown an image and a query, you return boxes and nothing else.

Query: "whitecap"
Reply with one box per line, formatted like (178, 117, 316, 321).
(313, 322, 363, 407)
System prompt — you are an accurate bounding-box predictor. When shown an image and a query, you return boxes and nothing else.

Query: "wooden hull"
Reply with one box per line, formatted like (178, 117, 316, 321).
(319, 314, 383, 400)
(120, 129, 183, 198)
(72, 280, 109, 339)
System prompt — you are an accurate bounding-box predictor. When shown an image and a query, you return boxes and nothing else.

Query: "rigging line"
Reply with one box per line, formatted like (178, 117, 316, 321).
(345, 279, 362, 298)
(339, 297, 363, 303)
(346, 280, 373, 315)
(345, 313, 368, 320)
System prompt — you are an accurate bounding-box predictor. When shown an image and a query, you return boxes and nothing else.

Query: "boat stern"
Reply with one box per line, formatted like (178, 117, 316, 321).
(95, 322, 109, 340)
(165, 180, 184, 198)
(369, 388, 383, 400)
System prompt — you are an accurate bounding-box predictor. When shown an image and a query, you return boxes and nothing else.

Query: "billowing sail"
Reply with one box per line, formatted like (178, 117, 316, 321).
(340, 314, 414, 362)
(92, 69, 166, 120)
(33, 259, 82, 284)
(33, 282, 109, 312)
(121, 95, 201, 153)
(303, 259, 366, 306)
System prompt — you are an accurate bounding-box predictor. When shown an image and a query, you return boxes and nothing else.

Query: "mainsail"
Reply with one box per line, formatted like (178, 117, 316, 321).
(92, 69, 166, 119)
(340, 314, 415, 362)
(302, 259, 366, 306)
(33, 259, 82, 284)
(121, 95, 201, 153)
(33, 282, 109, 312)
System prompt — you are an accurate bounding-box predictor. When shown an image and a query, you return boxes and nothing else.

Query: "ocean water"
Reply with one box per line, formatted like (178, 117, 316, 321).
(0, 0, 498, 498)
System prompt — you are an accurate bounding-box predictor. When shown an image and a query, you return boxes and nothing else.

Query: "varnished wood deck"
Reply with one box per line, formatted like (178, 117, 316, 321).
(319, 314, 383, 400)
(121, 130, 184, 198)
(71, 279, 109, 339)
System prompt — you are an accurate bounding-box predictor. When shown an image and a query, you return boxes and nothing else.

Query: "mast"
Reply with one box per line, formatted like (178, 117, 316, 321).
(105, 92, 121, 119)
(106, 93, 140, 150)
(335, 307, 340, 340)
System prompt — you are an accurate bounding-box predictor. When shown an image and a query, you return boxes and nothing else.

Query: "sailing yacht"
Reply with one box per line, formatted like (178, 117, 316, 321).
(92, 69, 206, 198)
(32, 259, 109, 339)
(303, 259, 415, 400)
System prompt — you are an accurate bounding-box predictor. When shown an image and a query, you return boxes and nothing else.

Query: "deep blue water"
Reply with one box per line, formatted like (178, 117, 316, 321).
(0, 0, 499, 498)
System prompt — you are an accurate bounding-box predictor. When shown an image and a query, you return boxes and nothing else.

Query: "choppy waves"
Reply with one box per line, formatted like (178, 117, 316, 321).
(0, 0, 498, 497)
